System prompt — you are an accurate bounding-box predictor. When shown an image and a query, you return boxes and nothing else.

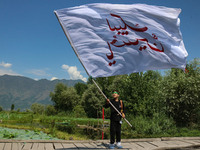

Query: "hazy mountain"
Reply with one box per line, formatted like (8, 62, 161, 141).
(0, 75, 84, 110)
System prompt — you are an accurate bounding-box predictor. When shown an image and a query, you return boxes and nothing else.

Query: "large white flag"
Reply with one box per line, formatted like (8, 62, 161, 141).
(55, 3, 188, 78)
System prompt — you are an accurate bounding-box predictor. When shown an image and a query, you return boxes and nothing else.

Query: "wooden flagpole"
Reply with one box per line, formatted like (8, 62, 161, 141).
(54, 11, 132, 128)
(92, 79, 132, 127)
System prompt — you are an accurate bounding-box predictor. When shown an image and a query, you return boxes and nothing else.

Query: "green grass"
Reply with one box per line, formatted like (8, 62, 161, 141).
(1, 111, 200, 140)
(121, 113, 200, 139)
(0, 111, 105, 140)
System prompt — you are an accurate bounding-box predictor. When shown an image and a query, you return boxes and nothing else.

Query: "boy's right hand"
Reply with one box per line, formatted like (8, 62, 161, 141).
(107, 99, 110, 103)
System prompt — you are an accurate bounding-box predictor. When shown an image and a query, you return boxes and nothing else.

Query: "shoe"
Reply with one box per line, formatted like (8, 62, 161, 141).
(109, 144, 115, 149)
(116, 142, 123, 149)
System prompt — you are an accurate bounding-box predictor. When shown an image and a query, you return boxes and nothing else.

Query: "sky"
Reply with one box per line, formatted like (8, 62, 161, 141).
(0, 0, 199, 82)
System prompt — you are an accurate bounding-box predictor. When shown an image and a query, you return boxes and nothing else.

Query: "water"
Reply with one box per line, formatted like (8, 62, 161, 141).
(0, 127, 59, 140)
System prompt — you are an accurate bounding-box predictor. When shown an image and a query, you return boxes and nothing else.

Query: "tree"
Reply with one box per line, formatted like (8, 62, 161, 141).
(74, 82, 88, 96)
(50, 83, 79, 112)
(73, 105, 87, 118)
(45, 105, 57, 116)
(82, 84, 105, 118)
(11, 104, 15, 111)
(0, 106, 3, 112)
(162, 59, 200, 126)
(186, 58, 200, 77)
(87, 76, 115, 96)
(95, 76, 115, 96)
(108, 71, 162, 117)
(31, 103, 45, 114)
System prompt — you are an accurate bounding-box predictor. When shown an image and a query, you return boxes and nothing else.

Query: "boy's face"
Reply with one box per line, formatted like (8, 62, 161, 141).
(112, 91, 119, 99)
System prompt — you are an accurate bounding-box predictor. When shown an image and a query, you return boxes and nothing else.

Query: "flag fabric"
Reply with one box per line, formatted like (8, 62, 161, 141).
(55, 3, 188, 78)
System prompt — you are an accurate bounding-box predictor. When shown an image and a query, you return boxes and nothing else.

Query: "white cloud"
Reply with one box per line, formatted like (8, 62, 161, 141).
(27, 69, 50, 77)
(0, 68, 19, 76)
(0, 61, 19, 76)
(0, 61, 12, 68)
(61, 64, 87, 82)
(51, 77, 58, 81)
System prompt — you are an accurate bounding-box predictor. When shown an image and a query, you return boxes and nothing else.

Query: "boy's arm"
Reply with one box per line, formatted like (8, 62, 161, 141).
(123, 101, 125, 114)
(104, 99, 110, 108)
(122, 101, 125, 118)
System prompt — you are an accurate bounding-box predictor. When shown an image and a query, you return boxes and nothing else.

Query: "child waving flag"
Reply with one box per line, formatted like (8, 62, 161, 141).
(105, 91, 125, 149)
(55, 3, 188, 148)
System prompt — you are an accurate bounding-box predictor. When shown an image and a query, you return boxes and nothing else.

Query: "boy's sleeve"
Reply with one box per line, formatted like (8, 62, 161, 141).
(104, 100, 110, 108)
(122, 101, 125, 114)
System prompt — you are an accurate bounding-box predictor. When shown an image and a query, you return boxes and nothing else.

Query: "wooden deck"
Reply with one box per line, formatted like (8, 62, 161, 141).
(0, 137, 200, 150)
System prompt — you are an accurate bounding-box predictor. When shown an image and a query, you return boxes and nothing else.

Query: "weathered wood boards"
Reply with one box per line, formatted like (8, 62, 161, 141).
(0, 138, 200, 150)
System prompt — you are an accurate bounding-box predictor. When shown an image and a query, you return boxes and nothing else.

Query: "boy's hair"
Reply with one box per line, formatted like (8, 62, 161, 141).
(112, 90, 120, 95)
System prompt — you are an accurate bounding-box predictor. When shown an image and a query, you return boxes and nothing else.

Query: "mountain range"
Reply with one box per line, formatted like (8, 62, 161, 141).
(0, 75, 84, 110)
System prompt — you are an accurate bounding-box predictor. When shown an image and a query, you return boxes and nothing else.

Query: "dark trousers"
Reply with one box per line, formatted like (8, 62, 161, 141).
(110, 120, 121, 144)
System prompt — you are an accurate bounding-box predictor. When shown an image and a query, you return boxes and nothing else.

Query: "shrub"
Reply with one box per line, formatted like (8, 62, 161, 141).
(11, 104, 15, 111)
(45, 105, 57, 116)
(31, 103, 45, 114)
(123, 113, 177, 137)
(50, 83, 79, 112)
(73, 105, 87, 118)
(0, 106, 3, 112)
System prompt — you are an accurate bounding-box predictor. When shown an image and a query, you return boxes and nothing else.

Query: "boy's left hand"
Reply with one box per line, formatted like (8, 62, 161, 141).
(122, 113, 125, 118)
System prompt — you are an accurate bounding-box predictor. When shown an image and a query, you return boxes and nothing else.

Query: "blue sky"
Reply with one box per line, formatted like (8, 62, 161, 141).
(0, 0, 199, 82)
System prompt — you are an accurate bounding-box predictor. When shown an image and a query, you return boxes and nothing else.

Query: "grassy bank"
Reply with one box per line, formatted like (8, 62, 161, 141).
(0, 111, 200, 140)
(0, 111, 105, 140)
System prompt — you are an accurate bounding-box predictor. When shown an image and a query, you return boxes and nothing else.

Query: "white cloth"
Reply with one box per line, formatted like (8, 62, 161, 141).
(55, 3, 188, 78)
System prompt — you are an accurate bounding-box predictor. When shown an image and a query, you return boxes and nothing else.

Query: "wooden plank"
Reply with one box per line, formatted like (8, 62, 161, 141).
(83, 142, 107, 149)
(164, 140, 192, 147)
(192, 140, 200, 143)
(136, 142, 158, 150)
(162, 137, 200, 141)
(128, 142, 145, 150)
(74, 143, 87, 149)
(54, 143, 63, 149)
(31, 143, 39, 150)
(19, 143, 25, 150)
(44, 143, 54, 150)
(0, 143, 5, 150)
(150, 141, 169, 147)
(82, 143, 95, 148)
(22, 143, 33, 150)
(94, 142, 105, 148)
(122, 138, 161, 142)
(180, 140, 200, 146)
(62, 143, 77, 149)
(12, 143, 20, 150)
(151, 140, 193, 150)
(121, 142, 132, 149)
(37, 143, 45, 150)
(89, 142, 98, 148)
(4, 143, 12, 150)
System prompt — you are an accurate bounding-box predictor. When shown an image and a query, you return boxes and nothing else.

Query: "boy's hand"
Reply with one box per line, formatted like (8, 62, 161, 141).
(106, 99, 110, 103)
(122, 113, 125, 118)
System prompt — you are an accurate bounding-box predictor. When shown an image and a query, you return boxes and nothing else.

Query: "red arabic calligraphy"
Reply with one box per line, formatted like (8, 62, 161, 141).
(106, 13, 165, 66)
(106, 42, 114, 60)
(106, 13, 148, 32)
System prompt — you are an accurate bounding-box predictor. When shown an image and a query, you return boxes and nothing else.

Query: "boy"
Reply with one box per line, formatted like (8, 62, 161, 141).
(105, 90, 125, 149)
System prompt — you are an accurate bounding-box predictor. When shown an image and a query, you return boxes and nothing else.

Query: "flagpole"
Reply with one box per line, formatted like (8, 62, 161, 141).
(54, 11, 132, 128)
(92, 79, 132, 127)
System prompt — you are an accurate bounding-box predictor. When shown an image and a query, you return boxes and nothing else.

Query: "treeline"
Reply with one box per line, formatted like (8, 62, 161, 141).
(49, 58, 200, 127)
(0, 58, 199, 137)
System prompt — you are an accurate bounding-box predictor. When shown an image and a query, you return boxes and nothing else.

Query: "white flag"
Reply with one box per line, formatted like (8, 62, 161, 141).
(55, 3, 188, 78)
